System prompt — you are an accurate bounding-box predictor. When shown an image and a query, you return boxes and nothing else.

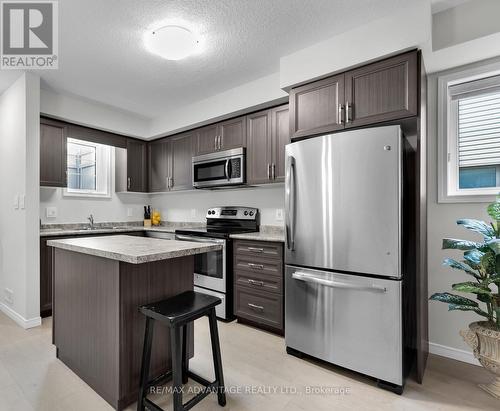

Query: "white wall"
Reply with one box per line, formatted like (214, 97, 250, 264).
(149, 185, 285, 227)
(149, 72, 288, 138)
(279, 2, 431, 89)
(40, 150, 147, 224)
(40, 88, 150, 138)
(0, 73, 41, 328)
(427, 62, 495, 364)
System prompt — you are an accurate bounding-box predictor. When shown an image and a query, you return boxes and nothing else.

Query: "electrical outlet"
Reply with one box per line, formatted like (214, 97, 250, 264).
(4, 288, 13, 305)
(276, 208, 284, 221)
(127, 208, 133, 217)
(46, 206, 57, 218)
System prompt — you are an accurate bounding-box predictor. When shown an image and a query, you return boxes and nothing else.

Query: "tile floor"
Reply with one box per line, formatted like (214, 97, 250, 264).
(0, 312, 498, 411)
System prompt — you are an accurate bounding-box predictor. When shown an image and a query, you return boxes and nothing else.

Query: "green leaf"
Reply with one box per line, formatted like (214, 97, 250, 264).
(464, 249, 484, 269)
(487, 200, 500, 221)
(442, 258, 481, 279)
(429, 292, 478, 306)
(457, 219, 495, 239)
(487, 239, 500, 255)
(477, 293, 492, 303)
(448, 304, 491, 318)
(452, 281, 491, 295)
(480, 251, 496, 274)
(442, 238, 483, 251)
(484, 273, 500, 286)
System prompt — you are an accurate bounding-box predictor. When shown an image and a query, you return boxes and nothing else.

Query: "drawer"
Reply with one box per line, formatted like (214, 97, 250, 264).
(235, 270, 282, 294)
(234, 254, 282, 278)
(235, 286, 283, 331)
(234, 240, 283, 260)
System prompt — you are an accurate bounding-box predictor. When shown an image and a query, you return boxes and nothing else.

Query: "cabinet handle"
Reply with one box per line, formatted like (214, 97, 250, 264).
(247, 247, 264, 253)
(127, 177, 131, 190)
(267, 163, 270, 180)
(248, 263, 264, 270)
(214, 136, 217, 151)
(272, 163, 276, 180)
(338, 104, 345, 125)
(248, 279, 264, 286)
(346, 101, 352, 124)
(248, 303, 264, 311)
(219, 135, 223, 150)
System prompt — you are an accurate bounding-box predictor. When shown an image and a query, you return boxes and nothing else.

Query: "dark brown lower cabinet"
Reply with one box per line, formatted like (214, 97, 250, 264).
(40, 231, 145, 317)
(233, 239, 284, 334)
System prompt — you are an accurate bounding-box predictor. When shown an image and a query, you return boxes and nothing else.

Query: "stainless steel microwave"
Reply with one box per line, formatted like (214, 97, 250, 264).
(192, 147, 245, 188)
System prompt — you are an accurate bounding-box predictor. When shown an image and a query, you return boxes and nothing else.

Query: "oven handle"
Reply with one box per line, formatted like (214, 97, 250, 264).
(175, 235, 226, 244)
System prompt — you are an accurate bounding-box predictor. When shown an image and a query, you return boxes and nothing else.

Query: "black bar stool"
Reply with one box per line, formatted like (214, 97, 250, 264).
(137, 291, 226, 411)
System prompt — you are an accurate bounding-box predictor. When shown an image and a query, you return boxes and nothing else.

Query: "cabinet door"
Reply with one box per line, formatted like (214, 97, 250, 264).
(148, 139, 169, 192)
(126, 139, 148, 192)
(246, 110, 272, 184)
(40, 119, 67, 187)
(196, 124, 218, 155)
(289, 74, 345, 139)
(40, 238, 53, 317)
(170, 131, 195, 191)
(271, 105, 289, 182)
(219, 116, 246, 150)
(345, 51, 418, 128)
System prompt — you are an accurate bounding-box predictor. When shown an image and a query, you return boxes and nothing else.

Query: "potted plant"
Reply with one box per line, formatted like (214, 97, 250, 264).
(430, 196, 500, 399)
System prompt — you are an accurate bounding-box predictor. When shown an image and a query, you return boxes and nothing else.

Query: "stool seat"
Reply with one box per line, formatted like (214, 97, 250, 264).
(139, 291, 221, 326)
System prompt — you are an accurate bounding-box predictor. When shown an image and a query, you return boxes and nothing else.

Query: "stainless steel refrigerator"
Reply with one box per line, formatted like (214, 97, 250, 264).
(285, 125, 406, 389)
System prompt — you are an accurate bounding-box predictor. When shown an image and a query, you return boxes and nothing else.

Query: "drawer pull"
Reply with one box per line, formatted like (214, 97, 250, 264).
(248, 303, 264, 311)
(247, 247, 264, 253)
(247, 263, 264, 270)
(247, 279, 264, 286)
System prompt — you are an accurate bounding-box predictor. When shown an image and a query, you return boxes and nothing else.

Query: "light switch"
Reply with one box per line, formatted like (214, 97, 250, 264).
(46, 207, 57, 218)
(13, 195, 19, 209)
(19, 194, 25, 210)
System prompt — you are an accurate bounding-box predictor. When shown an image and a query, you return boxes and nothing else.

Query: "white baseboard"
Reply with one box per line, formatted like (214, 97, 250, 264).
(0, 302, 41, 329)
(429, 342, 480, 366)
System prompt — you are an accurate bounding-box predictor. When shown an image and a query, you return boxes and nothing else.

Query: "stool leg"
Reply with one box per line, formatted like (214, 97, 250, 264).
(208, 309, 226, 406)
(170, 326, 183, 411)
(137, 317, 154, 411)
(181, 325, 189, 384)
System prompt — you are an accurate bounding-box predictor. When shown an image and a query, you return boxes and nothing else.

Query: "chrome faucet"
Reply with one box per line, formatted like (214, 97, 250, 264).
(88, 214, 94, 229)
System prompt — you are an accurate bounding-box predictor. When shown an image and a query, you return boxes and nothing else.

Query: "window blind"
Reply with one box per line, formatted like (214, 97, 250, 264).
(458, 91, 500, 168)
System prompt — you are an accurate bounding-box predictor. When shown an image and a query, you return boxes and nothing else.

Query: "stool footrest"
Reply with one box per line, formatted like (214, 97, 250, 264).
(144, 397, 165, 411)
(187, 371, 215, 388)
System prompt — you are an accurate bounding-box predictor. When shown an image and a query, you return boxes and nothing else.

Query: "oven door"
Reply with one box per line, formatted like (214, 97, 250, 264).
(175, 235, 227, 292)
(192, 151, 245, 188)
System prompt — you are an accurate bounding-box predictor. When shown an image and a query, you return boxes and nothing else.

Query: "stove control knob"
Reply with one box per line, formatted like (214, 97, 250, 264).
(249, 211, 254, 216)
(208, 210, 213, 215)
(244, 211, 248, 216)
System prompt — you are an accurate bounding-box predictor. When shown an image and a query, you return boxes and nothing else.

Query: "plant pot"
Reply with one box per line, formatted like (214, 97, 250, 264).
(461, 321, 500, 399)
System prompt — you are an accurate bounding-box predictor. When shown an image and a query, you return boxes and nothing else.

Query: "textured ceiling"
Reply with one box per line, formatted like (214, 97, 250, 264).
(34, 0, 418, 118)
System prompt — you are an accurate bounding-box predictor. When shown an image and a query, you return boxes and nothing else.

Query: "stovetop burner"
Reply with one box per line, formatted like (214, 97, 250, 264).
(175, 206, 259, 239)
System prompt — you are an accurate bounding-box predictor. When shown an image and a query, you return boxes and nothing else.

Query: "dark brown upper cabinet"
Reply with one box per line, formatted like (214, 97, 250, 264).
(247, 104, 289, 185)
(148, 138, 169, 192)
(148, 132, 195, 192)
(195, 116, 247, 155)
(170, 131, 195, 191)
(289, 50, 418, 139)
(126, 139, 148, 192)
(289, 74, 345, 139)
(40, 118, 67, 187)
(345, 51, 418, 128)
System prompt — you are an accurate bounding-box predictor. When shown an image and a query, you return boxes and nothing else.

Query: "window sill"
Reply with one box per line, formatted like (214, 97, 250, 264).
(438, 191, 498, 204)
(63, 189, 111, 199)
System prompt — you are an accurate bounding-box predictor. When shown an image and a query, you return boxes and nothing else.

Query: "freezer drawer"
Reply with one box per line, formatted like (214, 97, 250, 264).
(285, 265, 403, 385)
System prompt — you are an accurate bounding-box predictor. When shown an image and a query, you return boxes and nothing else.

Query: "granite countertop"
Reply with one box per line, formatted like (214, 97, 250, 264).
(47, 235, 221, 264)
(230, 226, 285, 242)
(40, 222, 204, 237)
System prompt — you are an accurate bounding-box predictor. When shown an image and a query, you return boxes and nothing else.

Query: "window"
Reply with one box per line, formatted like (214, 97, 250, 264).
(438, 62, 500, 202)
(64, 138, 112, 197)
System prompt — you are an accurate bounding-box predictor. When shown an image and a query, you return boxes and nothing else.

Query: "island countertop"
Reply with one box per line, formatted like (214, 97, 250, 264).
(47, 234, 221, 264)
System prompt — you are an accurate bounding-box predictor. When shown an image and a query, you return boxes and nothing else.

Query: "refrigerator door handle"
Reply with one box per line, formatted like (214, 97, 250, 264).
(285, 156, 296, 250)
(292, 272, 387, 293)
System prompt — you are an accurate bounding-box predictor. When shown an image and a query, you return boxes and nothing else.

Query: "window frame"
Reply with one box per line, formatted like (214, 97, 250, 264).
(438, 61, 500, 203)
(63, 138, 112, 199)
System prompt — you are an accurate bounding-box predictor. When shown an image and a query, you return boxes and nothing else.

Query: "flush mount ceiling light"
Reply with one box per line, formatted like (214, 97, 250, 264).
(144, 25, 199, 61)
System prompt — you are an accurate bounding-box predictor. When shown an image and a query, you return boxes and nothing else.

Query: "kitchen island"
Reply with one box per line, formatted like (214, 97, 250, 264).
(47, 235, 221, 410)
